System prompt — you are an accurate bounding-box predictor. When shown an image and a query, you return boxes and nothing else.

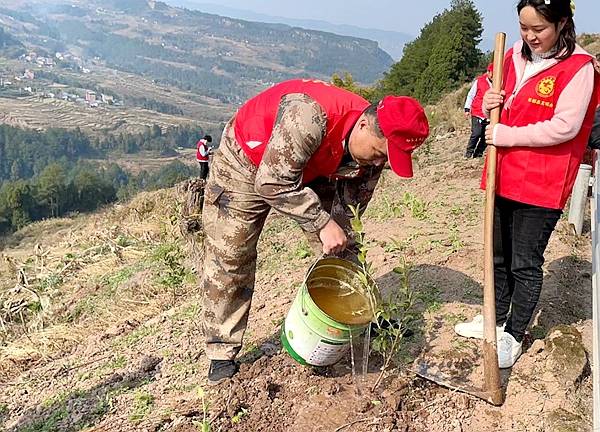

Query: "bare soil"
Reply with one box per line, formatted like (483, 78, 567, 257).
(0, 123, 593, 432)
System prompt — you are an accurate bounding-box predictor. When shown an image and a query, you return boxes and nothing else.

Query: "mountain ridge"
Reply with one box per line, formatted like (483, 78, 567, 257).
(166, 0, 413, 59)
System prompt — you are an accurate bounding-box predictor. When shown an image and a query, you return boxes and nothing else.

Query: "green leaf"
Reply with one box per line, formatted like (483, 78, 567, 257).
(351, 218, 363, 234)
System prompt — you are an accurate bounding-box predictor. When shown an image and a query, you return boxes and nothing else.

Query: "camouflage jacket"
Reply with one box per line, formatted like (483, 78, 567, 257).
(236, 93, 383, 233)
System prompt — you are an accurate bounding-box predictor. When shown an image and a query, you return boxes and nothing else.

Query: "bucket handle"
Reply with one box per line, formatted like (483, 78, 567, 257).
(301, 253, 328, 316)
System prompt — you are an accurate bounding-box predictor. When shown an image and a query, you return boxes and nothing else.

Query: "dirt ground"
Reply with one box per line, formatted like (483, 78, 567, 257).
(0, 122, 594, 431)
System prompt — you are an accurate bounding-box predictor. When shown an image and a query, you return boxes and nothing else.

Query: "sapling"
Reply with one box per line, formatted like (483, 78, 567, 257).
(349, 205, 419, 392)
(194, 386, 211, 432)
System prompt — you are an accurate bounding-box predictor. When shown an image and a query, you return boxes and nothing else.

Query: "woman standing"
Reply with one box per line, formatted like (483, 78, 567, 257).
(455, 0, 599, 368)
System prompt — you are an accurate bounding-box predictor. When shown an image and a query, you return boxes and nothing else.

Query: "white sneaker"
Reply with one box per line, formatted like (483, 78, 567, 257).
(497, 332, 522, 368)
(454, 314, 505, 340)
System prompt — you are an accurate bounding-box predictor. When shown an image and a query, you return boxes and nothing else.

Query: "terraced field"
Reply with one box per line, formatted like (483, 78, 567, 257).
(0, 58, 235, 136)
(62, 65, 236, 125)
(0, 96, 203, 135)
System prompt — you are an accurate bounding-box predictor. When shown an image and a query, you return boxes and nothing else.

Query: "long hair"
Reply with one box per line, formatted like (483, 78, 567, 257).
(516, 0, 576, 61)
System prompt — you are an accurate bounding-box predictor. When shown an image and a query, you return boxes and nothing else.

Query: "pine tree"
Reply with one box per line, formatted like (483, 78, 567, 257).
(378, 0, 483, 104)
(35, 163, 67, 218)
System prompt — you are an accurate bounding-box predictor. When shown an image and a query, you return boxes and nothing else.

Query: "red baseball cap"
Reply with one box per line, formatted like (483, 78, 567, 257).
(487, 63, 494, 72)
(376, 96, 429, 178)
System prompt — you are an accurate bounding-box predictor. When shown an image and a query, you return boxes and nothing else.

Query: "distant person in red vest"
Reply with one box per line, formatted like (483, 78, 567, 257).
(463, 63, 493, 158)
(201, 78, 429, 384)
(455, 0, 599, 369)
(196, 134, 212, 180)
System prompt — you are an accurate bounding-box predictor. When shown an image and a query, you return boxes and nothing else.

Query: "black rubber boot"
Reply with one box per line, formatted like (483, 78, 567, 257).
(207, 360, 238, 385)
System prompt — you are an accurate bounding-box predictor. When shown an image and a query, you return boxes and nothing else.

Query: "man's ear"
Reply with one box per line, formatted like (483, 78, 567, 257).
(358, 117, 369, 130)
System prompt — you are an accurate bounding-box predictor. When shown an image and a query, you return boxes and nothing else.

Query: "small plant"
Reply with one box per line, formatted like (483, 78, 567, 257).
(152, 242, 187, 301)
(116, 235, 135, 248)
(293, 240, 313, 259)
(105, 354, 128, 370)
(383, 237, 405, 254)
(364, 193, 402, 221)
(443, 312, 467, 326)
(37, 273, 63, 292)
(446, 223, 463, 254)
(450, 205, 463, 216)
(370, 257, 420, 390)
(241, 341, 262, 360)
(530, 325, 547, 340)
(194, 386, 211, 432)
(231, 407, 249, 424)
(100, 266, 137, 294)
(401, 192, 428, 220)
(129, 391, 154, 424)
(381, 195, 404, 218)
(349, 205, 420, 392)
(20, 405, 68, 432)
(384, 234, 419, 256)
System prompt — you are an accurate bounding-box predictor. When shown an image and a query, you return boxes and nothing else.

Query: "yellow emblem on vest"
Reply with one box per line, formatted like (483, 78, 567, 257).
(536, 76, 556, 98)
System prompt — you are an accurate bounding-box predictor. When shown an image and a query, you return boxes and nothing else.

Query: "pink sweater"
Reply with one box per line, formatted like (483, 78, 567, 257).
(491, 40, 595, 147)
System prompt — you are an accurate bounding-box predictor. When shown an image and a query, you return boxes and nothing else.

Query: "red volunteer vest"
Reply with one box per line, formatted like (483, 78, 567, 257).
(196, 139, 209, 162)
(234, 79, 369, 184)
(482, 49, 599, 209)
(471, 74, 491, 119)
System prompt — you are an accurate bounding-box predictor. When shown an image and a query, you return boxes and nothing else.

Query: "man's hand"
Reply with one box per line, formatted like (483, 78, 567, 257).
(464, 111, 470, 120)
(319, 219, 347, 254)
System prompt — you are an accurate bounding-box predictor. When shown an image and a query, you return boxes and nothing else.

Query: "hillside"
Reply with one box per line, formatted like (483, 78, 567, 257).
(0, 87, 595, 431)
(0, 13, 598, 429)
(0, 0, 392, 105)
(0, 0, 395, 141)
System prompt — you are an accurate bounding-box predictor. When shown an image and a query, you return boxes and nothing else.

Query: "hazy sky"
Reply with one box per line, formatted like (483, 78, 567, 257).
(200, 0, 599, 42)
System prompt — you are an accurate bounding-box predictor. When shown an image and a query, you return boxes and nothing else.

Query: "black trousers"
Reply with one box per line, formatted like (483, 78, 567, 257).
(198, 162, 209, 180)
(493, 196, 562, 342)
(465, 117, 488, 158)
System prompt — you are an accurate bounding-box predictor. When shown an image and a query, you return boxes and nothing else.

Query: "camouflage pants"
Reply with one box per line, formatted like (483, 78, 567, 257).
(201, 121, 380, 360)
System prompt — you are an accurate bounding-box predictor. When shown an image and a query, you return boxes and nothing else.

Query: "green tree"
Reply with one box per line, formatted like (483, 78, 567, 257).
(150, 124, 162, 138)
(378, 0, 483, 104)
(34, 163, 68, 218)
(331, 72, 377, 102)
(10, 160, 22, 180)
(0, 180, 34, 231)
(71, 168, 116, 211)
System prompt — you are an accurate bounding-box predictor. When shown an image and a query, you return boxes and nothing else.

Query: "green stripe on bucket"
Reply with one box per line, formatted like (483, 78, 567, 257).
(280, 323, 307, 366)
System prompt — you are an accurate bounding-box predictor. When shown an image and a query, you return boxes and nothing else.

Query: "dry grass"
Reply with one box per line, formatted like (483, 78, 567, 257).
(95, 148, 198, 175)
(0, 185, 199, 382)
(579, 33, 600, 56)
(425, 84, 471, 137)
